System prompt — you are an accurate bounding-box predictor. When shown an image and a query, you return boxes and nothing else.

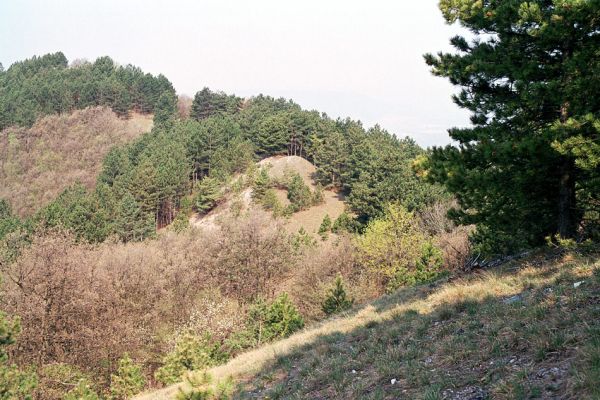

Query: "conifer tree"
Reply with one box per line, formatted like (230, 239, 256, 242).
(425, 0, 600, 253)
(115, 193, 155, 242)
(109, 353, 146, 400)
(252, 168, 271, 201)
(195, 177, 221, 213)
(318, 214, 332, 240)
(153, 91, 178, 129)
(322, 275, 354, 315)
(287, 174, 312, 211)
(0, 309, 37, 398)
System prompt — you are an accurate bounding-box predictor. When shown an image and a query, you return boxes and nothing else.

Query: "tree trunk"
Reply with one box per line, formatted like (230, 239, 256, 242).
(557, 158, 577, 238)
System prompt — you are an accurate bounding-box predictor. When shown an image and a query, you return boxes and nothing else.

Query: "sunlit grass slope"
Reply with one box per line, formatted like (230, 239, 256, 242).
(138, 249, 600, 400)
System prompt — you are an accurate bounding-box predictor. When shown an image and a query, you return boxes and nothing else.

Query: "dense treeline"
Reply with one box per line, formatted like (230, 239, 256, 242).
(0, 52, 175, 129)
(0, 86, 444, 244)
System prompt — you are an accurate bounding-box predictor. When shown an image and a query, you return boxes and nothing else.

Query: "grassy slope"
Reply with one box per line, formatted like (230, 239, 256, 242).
(191, 155, 346, 236)
(138, 250, 600, 400)
(0, 107, 153, 216)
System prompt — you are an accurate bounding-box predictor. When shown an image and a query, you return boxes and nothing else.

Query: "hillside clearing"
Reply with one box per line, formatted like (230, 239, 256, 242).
(136, 249, 600, 399)
(0, 107, 153, 216)
(191, 156, 346, 235)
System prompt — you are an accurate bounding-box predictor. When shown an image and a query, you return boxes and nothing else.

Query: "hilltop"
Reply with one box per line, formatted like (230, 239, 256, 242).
(191, 155, 346, 236)
(138, 249, 600, 399)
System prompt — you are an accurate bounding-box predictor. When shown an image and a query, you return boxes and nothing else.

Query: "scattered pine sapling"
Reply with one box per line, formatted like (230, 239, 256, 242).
(244, 294, 304, 346)
(109, 353, 146, 400)
(176, 373, 234, 400)
(332, 212, 356, 234)
(155, 334, 226, 385)
(322, 275, 354, 315)
(172, 197, 192, 232)
(0, 309, 37, 399)
(291, 227, 316, 250)
(312, 184, 325, 206)
(64, 380, 99, 400)
(252, 168, 271, 202)
(260, 189, 283, 215)
(287, 173, 312, 212)
(318, 214, 332, 240)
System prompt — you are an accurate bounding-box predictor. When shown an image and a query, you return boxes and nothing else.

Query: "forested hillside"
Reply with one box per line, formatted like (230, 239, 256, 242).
(0, 52, 174, 129)
(0, 52, 455, 399)
(1, 1, 600, 398)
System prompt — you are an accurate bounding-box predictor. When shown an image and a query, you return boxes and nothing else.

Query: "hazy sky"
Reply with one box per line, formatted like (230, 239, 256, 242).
(0, 0, 471, 147)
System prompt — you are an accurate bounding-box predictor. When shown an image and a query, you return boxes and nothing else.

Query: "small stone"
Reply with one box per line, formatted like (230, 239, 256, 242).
(351, 369, 356, 374)
(503, 294, 523, 304)
(574, 281, 585, 288)
(391, 378, 397, 385)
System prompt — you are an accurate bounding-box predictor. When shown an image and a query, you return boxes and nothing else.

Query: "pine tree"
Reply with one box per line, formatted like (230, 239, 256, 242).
(254, 113, 290, 157)
(424, 1, 600, 253)
(109, 353, 146, 400)
(195, 177, 221, 213)
(153, 91, 177, 129)
(287, 174, 312, 211)
(128, 158, 160, 218)
(322, 276, 354, 315)
(252, 168, 271, 201)
(115, 193, 155, 242)
(318, 214, 332, 240)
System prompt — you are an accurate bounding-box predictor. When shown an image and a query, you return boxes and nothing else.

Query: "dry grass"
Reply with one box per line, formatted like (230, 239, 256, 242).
(192, 156, 347, 236)
(0, 107, 153, 216)
(136, 249, 600, 399)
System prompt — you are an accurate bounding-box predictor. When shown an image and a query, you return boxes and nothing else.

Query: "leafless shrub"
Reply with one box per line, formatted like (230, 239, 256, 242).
(418, 199, 458, 236)
(285, 235, 379, 320)
(0, 210, 300, 387)
(177, 95, 193, 119)
(212, 210, 296, 301)
(417, 200, 473, 270)
(1, 229, 211, 385)
(173, 289, 246, 343)
(434, 227, 472, 270)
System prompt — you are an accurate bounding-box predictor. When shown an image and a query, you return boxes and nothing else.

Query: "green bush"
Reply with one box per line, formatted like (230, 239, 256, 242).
(109, 353, 146, 399)
(312, 184, 325, 205)
(291, 227, 316, 250)
(332, 212, 357, 234)
(245, 294, 304, 346)
(252, 168, 271, 202)
(357, 204, 444, 292)
(155, 334, 228, 386)
(172, 197, 193, 233)
(386, 241, 444, 289)
(176, 373, 234, 400)
(64, 379, 99, 400)
(0, 310, 37, 400)
(36, 363, 97, 400)
(260, 189, 283, 215)
(0, 200, 23, 241)
(322, 276, 354, 315)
